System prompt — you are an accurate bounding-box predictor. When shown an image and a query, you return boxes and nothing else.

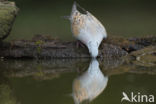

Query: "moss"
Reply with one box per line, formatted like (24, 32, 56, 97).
(35, 40, 44, 45)
(0, 1, 18, 40)
(35, 40, 44, 53)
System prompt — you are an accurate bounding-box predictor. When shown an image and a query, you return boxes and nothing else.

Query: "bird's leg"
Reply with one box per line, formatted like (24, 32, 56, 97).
(76, 68, 80, 73)
(76, 40, 86, 48)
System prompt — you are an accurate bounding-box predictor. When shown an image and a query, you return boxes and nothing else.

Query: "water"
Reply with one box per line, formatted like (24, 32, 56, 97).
(0, 58, 156, 104)
(1, 0, 156, 104)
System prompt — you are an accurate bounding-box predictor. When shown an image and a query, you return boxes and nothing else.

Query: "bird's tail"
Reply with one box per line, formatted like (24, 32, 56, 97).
(72, 1, 87, 14)
(71, 1, 77, 15)
(62, 2, 87, 20)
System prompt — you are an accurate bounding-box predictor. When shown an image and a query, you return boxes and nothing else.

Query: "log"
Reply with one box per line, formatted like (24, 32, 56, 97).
(0, 35, 155, 59)
(0, 35, 128, 58)
(0, 1, 18, 41)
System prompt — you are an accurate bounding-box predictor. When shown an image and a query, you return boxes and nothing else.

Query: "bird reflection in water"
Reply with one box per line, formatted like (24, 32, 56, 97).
(72, 59, 108, 104)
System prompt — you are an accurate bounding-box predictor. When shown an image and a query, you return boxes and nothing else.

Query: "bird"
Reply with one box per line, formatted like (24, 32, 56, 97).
(72, 59, 108, 104)
(68, 2, 107, 58)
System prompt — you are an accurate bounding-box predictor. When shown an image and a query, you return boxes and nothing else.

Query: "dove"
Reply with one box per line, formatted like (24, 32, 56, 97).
(68, 2, 107, 58)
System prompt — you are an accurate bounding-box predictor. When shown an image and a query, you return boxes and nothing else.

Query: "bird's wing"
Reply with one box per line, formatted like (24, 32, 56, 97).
(86, 11, 107, 37)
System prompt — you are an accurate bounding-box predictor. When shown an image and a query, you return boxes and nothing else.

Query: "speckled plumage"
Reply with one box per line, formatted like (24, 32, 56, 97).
(69, 2, 107, 57)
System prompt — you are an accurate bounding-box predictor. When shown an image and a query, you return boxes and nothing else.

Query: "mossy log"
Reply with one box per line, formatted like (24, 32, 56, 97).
(0, 1, 18, 40)
(0, 35, 156, 59)
(0, 35, 128, 58)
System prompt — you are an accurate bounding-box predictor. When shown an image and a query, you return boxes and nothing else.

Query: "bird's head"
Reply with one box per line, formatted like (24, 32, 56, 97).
(88, 42, 99, 58)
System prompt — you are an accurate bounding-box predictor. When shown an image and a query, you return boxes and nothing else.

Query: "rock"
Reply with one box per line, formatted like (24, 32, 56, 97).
(0, 1, 18, 41)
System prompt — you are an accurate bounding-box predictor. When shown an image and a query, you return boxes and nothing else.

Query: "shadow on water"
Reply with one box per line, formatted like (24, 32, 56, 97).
(0, 56, 156, 104)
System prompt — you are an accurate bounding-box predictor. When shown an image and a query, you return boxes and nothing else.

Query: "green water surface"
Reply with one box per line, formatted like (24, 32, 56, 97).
(0, 58, 156, 104)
